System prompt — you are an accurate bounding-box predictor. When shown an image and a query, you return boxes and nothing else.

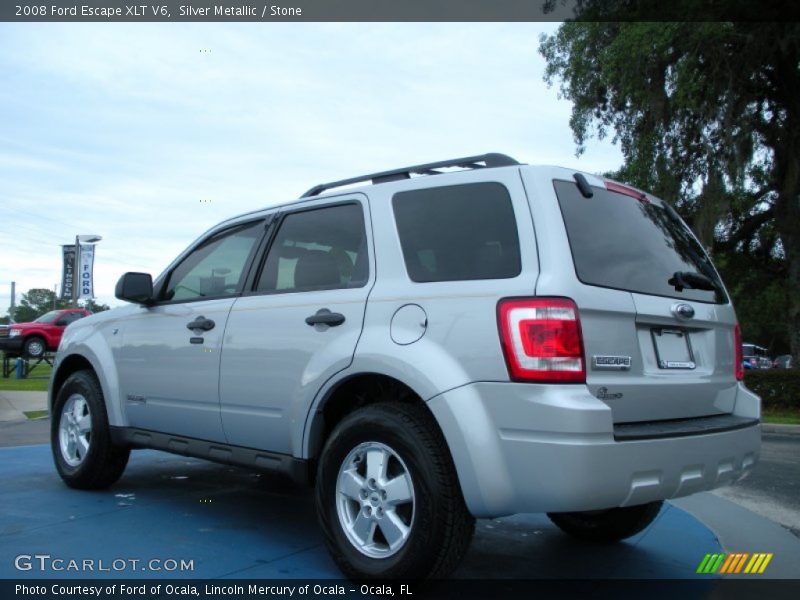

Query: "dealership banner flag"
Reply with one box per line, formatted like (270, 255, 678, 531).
(79, 244, 95, 299)
(60, 245, 76, 300)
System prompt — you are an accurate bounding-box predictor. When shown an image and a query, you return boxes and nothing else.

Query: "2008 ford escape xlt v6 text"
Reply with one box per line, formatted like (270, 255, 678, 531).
(50, 153, 760, 579)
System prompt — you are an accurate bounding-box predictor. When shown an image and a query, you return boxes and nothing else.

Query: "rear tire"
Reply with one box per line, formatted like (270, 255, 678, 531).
(51, 370, 130, 489)
(315, 402, 474, 579)
(547, 500, 663, 542)
(24, 336, 46, 358)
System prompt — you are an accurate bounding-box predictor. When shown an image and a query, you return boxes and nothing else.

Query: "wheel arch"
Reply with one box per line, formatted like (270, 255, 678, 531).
(50, 354, 97, 412)
(50, 348, 124, 427)
(304, 372, 448, 469)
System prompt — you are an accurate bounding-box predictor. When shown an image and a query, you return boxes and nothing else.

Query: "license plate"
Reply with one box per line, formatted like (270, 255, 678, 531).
(651, 328, 695, 369)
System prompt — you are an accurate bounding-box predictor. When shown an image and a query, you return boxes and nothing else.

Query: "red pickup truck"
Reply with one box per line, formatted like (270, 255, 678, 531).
(0, 309, 91, 358)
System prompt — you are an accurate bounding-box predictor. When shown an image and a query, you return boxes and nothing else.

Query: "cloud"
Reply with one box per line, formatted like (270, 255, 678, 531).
(0, 22, 622, 311)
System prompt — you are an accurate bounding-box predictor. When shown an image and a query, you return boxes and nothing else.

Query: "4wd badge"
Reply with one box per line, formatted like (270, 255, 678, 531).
(592, 355, 632, 370)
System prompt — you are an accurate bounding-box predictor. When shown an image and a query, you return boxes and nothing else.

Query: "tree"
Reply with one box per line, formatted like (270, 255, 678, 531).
(9, 289, 108, 322)
(540, 16, 800, 366)
(82, 299, 110, 313)
(12, 289, 72, 323)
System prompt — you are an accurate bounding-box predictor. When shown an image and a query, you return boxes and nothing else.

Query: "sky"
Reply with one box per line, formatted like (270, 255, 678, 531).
(0, 22, 623, 312)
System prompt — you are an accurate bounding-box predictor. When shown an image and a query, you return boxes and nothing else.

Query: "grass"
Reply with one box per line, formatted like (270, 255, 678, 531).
(762, 410, 800, 425)
(23, 410, 49, 419)
(0, 378, 49, 392)
(0, 354, 51, 392)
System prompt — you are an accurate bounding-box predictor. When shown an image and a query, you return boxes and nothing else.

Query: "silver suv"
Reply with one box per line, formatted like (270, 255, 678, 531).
(50, 153, 761, 579)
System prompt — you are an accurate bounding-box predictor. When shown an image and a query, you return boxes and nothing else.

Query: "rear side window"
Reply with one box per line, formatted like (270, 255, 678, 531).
(392, 183, 521, 282)
(554, 180, 726, 304)
(256, 203, 368, 293)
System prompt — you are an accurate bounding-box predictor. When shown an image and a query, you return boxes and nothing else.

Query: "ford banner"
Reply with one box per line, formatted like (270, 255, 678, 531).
(79, 244, 95, 299)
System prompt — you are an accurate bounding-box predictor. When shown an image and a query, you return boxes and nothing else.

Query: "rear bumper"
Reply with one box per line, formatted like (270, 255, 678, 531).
(427, 381, 760, 518)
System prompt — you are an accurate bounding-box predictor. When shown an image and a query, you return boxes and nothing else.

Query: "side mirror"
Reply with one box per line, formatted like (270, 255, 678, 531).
(115, 272, 154, 305)
(55, 319, 69, 327)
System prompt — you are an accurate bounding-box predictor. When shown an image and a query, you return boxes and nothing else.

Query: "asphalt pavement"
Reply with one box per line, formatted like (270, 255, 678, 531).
(0, 417, 50, 448)
(713, 432, 800, 537)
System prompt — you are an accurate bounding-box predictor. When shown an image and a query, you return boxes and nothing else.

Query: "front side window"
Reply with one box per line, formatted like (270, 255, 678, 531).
(392, 182, 521, 282)
(163, 220, 264, 302)
(256, 203, 368, 293)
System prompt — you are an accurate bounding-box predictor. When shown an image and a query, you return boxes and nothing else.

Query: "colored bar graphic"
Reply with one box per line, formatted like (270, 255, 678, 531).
(702, 554, 718, 573)
(719, 554, 736, 574)
(711, 554, 725, 573)
(722, 553, 740, 574)
(758, 553, 773, 573)
(698, 552, 773, 575)
(697, 554, 712, 574)
(734, 553, 749, 573)
(744, 554, 760, 574)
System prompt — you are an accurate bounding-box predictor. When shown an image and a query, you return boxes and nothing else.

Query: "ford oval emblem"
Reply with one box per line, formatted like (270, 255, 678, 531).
(672, 303, 695, 319)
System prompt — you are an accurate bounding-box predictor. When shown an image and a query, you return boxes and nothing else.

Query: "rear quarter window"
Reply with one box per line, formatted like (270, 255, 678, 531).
(392, 182, 521, 282)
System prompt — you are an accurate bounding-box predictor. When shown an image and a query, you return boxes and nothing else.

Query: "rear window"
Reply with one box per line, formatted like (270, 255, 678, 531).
(554, 180, 726, 304)
(392, 182, 521, 282)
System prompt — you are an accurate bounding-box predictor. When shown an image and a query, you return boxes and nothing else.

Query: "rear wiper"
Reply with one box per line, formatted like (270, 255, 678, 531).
(668, 271, 718, 292)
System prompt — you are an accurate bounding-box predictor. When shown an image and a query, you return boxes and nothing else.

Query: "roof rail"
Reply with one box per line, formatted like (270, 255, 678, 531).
(300, 152, 520, 198)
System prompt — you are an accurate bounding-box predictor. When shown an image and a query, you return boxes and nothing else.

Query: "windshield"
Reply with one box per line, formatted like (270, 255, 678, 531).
(555, 180, 727, 304)
(33, 311, 61, 324)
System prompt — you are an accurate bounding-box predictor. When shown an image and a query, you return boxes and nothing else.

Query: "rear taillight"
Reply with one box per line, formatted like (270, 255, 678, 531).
(497, 297, 586, 383)
(734, 323, 744, 380)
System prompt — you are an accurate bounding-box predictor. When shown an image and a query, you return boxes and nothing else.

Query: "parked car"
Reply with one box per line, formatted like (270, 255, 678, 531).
(49, 153, 761, 579)
(0, 309, 91, 358)
(742, 343, 772, 369)
(772, 354, 794, 369)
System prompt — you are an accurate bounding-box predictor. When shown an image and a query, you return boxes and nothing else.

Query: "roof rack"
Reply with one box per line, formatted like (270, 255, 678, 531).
(300, 152, 520, 198)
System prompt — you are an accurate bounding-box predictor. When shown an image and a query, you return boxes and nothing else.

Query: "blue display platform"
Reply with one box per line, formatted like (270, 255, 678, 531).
(0, 445, 720, 579)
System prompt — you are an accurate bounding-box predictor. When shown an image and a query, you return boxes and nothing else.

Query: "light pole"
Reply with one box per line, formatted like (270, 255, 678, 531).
(73, 235, 102, 307)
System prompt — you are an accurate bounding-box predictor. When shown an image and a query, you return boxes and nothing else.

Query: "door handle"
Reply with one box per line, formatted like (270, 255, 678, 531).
(305, 309, 345, 327)
(186, 316, 216, 332)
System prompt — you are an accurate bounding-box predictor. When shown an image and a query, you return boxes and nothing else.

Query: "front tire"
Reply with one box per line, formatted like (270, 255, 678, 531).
(315, 402, 474, 580)
(547, 501, 663, 542)
(24, 336, 46, 358)
(51, 370, 130, 489)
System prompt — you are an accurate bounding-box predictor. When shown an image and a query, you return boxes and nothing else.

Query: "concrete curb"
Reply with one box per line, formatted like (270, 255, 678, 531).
(762, 423, 800, 436)
(0, 390, 48, 422)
